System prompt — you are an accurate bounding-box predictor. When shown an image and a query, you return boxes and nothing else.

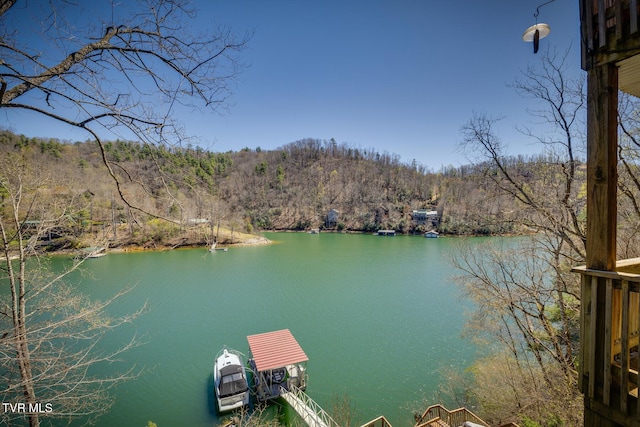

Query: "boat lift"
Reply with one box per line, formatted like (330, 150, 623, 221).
(247, 329, 339, 427)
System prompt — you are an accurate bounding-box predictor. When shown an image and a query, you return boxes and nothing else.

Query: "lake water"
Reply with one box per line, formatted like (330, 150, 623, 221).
(54, 232, 484, 427)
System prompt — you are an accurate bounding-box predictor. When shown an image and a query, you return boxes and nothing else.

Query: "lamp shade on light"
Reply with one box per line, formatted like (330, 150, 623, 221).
(522, 23, 551, 41)
(522, 23, 550, 53)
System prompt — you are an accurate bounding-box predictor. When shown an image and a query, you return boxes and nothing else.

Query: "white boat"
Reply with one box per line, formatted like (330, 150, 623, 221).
(213, 348, 250, 413)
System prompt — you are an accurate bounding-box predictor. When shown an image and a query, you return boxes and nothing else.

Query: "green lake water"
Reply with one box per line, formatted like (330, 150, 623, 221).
(51, 232, 486, 427)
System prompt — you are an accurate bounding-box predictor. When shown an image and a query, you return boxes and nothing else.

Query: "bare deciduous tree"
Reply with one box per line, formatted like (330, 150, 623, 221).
(0, 1, 249, 425)
(452, 239, 581, 424)
(0, 153, 145, 427)
(0, 0, 249, 217)
(453, 48, 586, 424)
(616, 93, 640, 258)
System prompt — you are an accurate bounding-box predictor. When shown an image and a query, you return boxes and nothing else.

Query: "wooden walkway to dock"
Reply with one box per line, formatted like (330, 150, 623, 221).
(280, 385, 340, 427)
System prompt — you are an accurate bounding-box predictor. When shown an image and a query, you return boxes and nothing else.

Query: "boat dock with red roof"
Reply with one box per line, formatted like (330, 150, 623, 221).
(247, 329, 309, 401)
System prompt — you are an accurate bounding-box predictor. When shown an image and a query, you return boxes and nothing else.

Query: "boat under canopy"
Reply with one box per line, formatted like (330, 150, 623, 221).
(247, 329, 308, 401)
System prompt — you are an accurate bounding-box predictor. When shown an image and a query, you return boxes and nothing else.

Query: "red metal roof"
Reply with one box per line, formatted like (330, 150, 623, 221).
(247, 329, 308, 372)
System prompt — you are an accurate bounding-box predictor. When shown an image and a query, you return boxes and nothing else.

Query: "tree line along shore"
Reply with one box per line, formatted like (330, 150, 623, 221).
(1, 129, 546, 256)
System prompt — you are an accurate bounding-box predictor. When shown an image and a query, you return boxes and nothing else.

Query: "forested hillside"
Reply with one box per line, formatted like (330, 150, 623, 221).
(0, 129, 535, 249)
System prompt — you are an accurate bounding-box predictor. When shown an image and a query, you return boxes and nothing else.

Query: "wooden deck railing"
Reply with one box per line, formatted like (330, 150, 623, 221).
(359, 415, 393, 427)
(580, 0, 640, 69)
(414, 404, 489, 427)
(360, 405, 520, 427)
(573, 258, 640, 417)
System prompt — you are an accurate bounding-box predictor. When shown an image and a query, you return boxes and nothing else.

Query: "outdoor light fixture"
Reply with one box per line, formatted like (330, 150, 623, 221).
(522, 0, 555, 53)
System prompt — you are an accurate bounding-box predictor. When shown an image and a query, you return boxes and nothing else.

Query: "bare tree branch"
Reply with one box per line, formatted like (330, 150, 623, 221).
(453, 48, 586, 424)
(1, 0, 250, 219)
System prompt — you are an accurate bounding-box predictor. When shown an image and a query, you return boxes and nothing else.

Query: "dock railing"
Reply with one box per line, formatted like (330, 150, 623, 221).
(280, 385, 340, 427)
(573, 258, 640, 417)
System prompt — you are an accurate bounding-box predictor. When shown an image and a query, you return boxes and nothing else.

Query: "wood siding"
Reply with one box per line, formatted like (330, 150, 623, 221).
(580, 0, 640, 71)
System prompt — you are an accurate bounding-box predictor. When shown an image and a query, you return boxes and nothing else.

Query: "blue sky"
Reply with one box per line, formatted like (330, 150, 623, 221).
(3, 0, 581, 171)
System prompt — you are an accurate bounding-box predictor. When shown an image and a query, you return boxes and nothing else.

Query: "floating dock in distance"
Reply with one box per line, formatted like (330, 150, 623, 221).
(377, 230, 396, 236)
(247, 329, 309, 402)
(424, 230, 439, 238)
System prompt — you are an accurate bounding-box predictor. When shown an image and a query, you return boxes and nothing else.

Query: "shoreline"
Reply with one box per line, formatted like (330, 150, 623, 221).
(103, 234, 273, 254)
(10, 228, 530, 259)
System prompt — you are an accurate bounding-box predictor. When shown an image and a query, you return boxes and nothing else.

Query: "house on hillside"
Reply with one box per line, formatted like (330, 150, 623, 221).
(572, 1, 640, 426)
(412, 209, 439, 227)
(325, 209, 339, 228)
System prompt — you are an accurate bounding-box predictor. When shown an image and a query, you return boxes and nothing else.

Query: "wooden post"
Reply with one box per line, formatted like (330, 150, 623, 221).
(586, 62, 618, 271)
(584, 62, 620, 427)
